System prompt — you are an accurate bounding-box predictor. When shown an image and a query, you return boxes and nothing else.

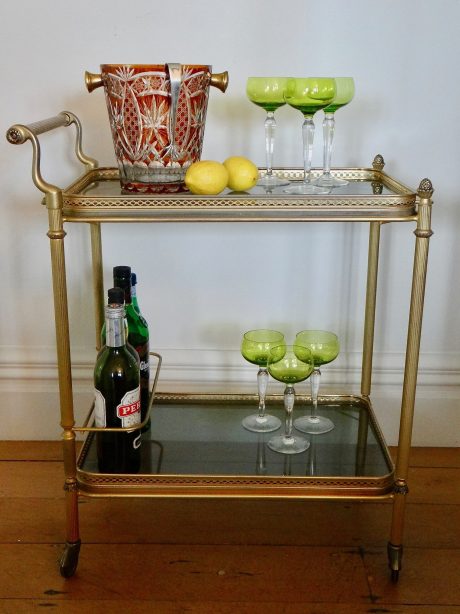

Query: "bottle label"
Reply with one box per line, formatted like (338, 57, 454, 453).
(136, 342, 150, 380)
(93, 386, 141, 428)
(94, 389, 106, 428)
(116, 387, 141, 427)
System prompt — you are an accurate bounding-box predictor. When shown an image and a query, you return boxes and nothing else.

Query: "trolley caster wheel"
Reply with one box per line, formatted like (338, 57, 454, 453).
(387, 541, 402, 584)
(59, 540, 81, 578)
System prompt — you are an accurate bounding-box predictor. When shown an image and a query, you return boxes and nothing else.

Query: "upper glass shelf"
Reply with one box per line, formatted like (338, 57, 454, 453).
(62, 167, 417, 223)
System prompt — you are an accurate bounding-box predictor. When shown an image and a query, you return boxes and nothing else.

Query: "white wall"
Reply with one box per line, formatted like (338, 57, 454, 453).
(1, 0, 459, 444)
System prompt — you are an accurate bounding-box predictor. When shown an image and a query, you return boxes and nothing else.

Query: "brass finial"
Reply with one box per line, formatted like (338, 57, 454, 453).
(210, 71, 229, 93)
(85, 71, 103, 93)
(417, 178, 434, 198)
(372, 154, 385, 171)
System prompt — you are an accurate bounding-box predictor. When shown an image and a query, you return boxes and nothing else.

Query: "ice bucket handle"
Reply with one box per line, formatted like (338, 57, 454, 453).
(85, 69, 229, 93)
(210, 71, 229, 92)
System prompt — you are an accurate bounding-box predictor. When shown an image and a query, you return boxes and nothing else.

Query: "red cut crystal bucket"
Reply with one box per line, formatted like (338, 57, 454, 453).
(86, 64, 228, 193)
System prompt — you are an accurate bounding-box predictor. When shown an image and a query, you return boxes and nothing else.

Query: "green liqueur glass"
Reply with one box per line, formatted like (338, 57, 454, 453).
(246, 77, 290, 188)
(267, 345, 314, 454)
(241, 329, 286, 432)
(283, 77, 336, 195)
(294, 330, 339, 435)
(313, 78, 355, 188)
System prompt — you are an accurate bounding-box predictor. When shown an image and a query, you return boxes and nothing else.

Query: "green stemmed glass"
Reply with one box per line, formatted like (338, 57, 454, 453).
(241, 329, 286, 432)
(246, 77, 290, 188)
(313, 78, 355, 188)
(267, 345, 314, 454)
(283, 77, 336, 195)
(293, 330, 339, 435)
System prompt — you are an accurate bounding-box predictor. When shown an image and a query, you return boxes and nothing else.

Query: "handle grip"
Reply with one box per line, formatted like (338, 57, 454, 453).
(7, 112, 71, 145)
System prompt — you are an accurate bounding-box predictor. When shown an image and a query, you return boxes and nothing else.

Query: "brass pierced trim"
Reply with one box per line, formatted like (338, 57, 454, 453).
(77, 471, 394, 493)
(63, 196, 412, 210)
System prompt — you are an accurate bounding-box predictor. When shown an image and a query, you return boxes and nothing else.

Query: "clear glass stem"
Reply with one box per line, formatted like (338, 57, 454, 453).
(257, 368, 269, 419)
(256, 434, 267, 475)
(322, 112, 335, 177)
(310, 368, 321, 421)
(302, 115, 315, 183)
(264, 111, 276, 178)
(284, 385, 295, 439)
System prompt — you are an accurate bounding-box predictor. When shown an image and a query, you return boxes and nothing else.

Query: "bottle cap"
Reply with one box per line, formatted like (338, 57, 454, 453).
(107, 287, 124, 305)
(131, 272, 137, 286)
(113, 265, 131, 280)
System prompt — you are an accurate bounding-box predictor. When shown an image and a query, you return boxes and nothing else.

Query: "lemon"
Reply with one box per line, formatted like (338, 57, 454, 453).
(223, 156, 259, 191)
(185, 160, 229, 195)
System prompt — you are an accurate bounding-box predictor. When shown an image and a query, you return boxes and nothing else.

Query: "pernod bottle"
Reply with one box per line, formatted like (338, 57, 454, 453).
(94, 303, 141, 473)
(113, 266, 150, 430)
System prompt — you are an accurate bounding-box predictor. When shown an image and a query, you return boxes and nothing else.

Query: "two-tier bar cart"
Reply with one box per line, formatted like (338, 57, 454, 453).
(7, 111, 433, 581)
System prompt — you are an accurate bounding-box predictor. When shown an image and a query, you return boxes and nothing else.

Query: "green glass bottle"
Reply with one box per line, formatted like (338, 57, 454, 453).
(94, 303, 141, 473)
(131, 272, 141, 315)
(113, 266, 150, 430)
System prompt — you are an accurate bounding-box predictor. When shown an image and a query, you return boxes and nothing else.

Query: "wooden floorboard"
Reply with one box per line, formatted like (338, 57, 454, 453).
(0, 442, 458, 611)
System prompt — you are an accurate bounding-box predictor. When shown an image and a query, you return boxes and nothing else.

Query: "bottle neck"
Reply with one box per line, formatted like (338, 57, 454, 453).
(114, 277, 132, 305)
(105, 306, 126, 347)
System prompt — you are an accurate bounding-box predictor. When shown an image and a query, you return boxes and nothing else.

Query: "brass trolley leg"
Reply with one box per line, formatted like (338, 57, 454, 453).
(361, 220, 381, 398)
(47, 210, 82, 578)
(90, 222, 104, 352)
(389, 178, 433, 582)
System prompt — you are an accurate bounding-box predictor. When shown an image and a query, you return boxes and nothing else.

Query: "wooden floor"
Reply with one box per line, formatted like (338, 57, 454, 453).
(0, 443, 459, 613)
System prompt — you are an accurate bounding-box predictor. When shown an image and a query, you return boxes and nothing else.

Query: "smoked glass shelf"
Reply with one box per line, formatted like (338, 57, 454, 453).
(77, 393, 394, 499)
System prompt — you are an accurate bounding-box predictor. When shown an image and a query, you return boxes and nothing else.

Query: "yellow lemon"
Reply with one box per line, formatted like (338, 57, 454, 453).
(223, 156, 259, 191)
(185, 160, 229, 195)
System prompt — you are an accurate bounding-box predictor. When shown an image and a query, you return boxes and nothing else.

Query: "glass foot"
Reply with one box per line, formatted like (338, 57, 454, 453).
(313, 174, 348, 188)
(258, 174, 290, 187)
(268, 434, 310, 454)
(242, 413, 281, 433)
(294, 415, 335, 435)
(284, 182, 330, 195)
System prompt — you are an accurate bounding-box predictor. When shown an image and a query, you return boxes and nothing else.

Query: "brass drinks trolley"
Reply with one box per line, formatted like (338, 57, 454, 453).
(7, 111, 433, 581)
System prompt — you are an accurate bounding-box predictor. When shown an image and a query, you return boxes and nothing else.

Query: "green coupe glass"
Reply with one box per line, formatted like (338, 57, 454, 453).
(314, 78, 355, 188)
(241, 329, 286, 432)
(283, 77, 336, 194)
(246, 77, 290, 188)
(293, 330, 339, 434)
(267, 345, 314, 454)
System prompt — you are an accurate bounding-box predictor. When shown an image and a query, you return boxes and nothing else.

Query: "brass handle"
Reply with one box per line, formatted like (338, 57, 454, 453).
(85, 71, 103, 93)
(6, 112, 71, 145)
(6, 111, 98, 195)
(210, 71, 229, 93)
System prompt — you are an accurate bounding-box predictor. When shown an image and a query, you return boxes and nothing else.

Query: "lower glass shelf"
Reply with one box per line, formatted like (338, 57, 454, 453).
(76, 392, 395, 499)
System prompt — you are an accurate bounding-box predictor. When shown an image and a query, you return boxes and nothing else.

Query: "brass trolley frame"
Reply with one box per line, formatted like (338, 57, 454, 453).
(7, 112, 433, 582)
